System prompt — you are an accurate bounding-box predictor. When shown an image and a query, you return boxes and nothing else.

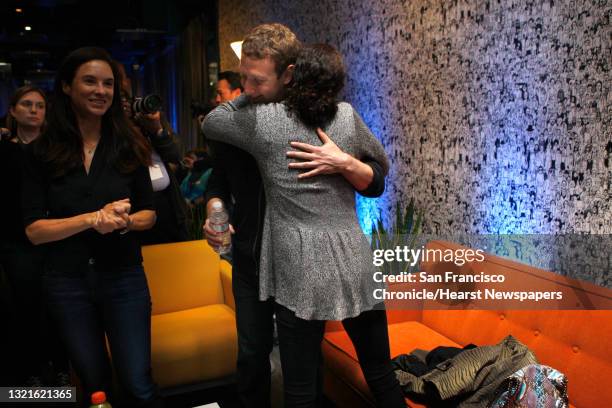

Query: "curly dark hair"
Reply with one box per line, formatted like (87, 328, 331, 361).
(285, 44, 345, 129)
(34, 47, 151, 178)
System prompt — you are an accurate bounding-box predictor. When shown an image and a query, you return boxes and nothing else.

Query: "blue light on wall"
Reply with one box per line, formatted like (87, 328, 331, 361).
(351, 96, 392, 236)
(478, 118, 556, 234)
(481, 179, 533, 234)
(168, 55, 179, 133)
(356, 195, 381, 236)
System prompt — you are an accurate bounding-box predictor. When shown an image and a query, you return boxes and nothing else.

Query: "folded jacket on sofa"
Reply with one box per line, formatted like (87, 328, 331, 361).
(395, 335, 537, 407)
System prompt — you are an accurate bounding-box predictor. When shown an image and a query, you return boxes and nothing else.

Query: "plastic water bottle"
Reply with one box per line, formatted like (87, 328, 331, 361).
(209, 201, 231, 254)
(89, 391, 112, 408)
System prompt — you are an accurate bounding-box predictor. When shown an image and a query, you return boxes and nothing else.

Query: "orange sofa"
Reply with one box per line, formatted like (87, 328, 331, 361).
(142, 240, 237, 391)
(322, 241, 612, 407)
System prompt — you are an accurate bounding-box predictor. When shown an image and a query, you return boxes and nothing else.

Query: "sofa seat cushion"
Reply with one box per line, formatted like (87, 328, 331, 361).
(323, 321, 460, 407)
(151, 304, 237, 388)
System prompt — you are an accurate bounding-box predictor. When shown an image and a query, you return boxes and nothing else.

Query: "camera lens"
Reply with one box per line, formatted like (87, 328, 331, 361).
(142, 94, 162, 113)
(132, 94, 163, 114)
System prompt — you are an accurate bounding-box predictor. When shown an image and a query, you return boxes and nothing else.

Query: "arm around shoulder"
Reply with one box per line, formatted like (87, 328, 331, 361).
(201, 95, 256, 152)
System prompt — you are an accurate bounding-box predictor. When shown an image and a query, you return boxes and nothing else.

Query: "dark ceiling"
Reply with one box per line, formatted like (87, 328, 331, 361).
(0, 0, 215, 86)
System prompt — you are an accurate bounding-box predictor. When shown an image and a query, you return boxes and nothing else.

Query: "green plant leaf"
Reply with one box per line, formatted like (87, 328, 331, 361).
(404, 199, 415, 234)
(395, 201, 403, 234)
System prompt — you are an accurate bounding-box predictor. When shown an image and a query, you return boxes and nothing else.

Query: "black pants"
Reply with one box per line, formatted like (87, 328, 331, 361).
(233, 264, 275, 408)
(0, 241, 68, 384)
(275, 304, 406, 408)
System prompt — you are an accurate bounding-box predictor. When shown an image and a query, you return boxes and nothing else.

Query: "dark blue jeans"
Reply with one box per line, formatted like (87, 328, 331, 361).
(275, 304, 406, 408)
(233, 264, 275, 408)
(44, 263, 161, 408)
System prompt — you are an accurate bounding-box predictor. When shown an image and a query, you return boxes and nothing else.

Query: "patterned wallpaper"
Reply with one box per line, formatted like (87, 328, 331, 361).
(218, 0, 611, 235)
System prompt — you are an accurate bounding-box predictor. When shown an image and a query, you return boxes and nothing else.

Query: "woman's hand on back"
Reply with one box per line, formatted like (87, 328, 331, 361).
(286, 128, 351, 179)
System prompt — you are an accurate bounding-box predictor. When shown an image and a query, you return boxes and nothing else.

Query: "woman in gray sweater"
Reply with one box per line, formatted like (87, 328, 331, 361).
(203, 44, 405, 407)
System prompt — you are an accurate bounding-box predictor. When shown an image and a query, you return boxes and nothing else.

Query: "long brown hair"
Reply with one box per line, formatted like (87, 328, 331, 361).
(6, 86, 47, 138)
(34, 47, 151, 178)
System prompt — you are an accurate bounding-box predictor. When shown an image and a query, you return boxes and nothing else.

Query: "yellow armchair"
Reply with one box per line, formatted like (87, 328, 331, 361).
(142, 240, 237, 390)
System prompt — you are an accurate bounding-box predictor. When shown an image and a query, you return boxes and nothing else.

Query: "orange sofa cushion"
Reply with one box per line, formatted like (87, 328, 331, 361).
(151, 304, 237, 388)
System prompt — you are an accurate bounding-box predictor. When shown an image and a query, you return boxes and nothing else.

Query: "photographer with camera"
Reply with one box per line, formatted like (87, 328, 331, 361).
(118, 64, 190, 244)
(179, 149, 213, 207)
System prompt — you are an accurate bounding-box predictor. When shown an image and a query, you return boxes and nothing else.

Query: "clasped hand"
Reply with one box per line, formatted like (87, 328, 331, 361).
(92, 198, 131, 234)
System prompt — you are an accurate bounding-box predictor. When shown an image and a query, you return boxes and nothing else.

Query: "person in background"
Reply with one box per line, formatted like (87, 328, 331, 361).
(179, 149, 213, 207)
(185, 71, 241, 209)
(2, 86, 45, 144)
(214, 71, 243, 106)
(118, 64, 190, 245)
(174, 150, 196, 185)
(21, 47, 162, 408)
(0, 86, 70, 387)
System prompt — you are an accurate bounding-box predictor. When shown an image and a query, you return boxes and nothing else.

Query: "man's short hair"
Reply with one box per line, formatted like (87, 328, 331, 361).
(218, 71, 243, 91)
(242, 23, 302, 77)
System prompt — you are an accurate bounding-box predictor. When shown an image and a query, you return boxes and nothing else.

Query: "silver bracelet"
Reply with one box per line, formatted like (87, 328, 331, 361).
(119, 216, 132, 235)
(94, 210, 101, 227)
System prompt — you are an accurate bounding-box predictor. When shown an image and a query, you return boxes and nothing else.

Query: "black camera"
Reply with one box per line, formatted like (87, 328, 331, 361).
(190, 100, 214, 118)
(132, 94, 163, 114)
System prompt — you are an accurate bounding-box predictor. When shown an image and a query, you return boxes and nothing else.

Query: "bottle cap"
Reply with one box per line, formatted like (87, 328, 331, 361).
(91, 391, 107, 404)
